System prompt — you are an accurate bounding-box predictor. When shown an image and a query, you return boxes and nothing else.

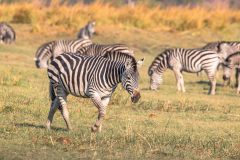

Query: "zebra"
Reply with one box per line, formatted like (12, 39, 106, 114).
(202, 41, 240, 84)
(77, 21, 96, 40)
(34, 39, 92, 68)
(148, 48, 224, 95)
(76, 43, 134, 56)
(0, 22, 16, 44)
(47, 52, 144, 132)
(222, 52, 240, 94)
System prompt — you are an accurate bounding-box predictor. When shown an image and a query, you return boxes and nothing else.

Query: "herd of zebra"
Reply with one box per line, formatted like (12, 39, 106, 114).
(1, 21, 240, 132)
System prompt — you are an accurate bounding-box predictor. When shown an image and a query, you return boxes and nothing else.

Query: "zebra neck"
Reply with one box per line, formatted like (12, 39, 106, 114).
(116, 64, 125, 84)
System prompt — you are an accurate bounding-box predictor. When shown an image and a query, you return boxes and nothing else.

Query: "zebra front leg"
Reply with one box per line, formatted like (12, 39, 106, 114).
(91, 94, 110, 132)
(46, 98, 60, 130)
(173, 69, 185, 92)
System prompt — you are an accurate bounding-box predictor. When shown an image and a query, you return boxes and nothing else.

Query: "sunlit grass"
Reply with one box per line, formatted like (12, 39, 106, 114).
(0, 22, 239, 159)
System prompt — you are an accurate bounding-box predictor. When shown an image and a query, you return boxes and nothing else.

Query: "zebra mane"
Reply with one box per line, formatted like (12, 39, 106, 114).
(148, 49, 171, 75)
(103, 51, 137, 71)
(35, 41, 54, 58)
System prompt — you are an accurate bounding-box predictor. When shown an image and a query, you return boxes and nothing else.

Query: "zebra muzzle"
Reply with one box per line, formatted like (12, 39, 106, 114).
(131, 90, 140, 103)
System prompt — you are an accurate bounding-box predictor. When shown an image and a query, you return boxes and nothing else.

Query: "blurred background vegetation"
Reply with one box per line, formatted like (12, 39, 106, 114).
(1, 0, 240, 36)
(1, 0, 240, 8)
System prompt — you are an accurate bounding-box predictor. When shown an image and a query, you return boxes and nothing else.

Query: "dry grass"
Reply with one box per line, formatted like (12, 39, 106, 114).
(0, 2, 240, 159)
(0, 23, 239, 159)
(1, 2, 240, 35)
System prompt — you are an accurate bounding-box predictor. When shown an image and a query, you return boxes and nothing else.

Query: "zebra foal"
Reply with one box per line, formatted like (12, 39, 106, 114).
(148, 48, 224, 95)
(47, 52, 143, 132)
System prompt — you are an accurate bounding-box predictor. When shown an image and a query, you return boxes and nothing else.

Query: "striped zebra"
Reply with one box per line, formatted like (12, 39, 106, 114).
(34, 39, 92, 68)
(203, 41, 240, 84)
(222, 52, 240, 94)
(203, 41, 240, 58)
(0, 22, 16, 44)
(77, 43, 134, 56)
(77, 21, 96, 39)
(47, 52, 143, 132)
(148, 48, 224, 95)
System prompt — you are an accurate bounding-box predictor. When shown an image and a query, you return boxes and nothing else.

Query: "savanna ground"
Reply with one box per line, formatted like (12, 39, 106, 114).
(0, 3, 240, 160)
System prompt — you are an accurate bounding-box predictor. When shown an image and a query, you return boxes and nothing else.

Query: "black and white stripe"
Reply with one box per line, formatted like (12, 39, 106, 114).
(35, 39, 92, 68)
(46, 52, 143, 132)
(77, 43, 134, 56)
(0, 22, 16, 44)
(148, 48, 223, 95)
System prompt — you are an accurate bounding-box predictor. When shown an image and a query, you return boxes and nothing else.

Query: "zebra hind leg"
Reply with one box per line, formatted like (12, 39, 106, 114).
(46, 98, 60, 130)
(57, 85, 72, 130)
(58, 96, 72, 131)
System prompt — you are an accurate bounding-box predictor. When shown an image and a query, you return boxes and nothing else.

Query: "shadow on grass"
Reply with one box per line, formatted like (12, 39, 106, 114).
(15, 123, 68, 132)
(188, 80, 224, 87)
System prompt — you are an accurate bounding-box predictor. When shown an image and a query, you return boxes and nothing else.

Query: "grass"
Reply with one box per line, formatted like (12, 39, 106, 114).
(2, 2, 240, 34)
(0, 10, 240, 160)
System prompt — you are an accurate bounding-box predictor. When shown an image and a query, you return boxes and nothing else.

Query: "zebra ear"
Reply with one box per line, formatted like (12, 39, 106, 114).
(137, 58, 144, 68)
(125, 59, 132, 70)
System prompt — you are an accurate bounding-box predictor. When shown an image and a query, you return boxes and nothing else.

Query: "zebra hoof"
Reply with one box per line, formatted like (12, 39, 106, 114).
(91, 124, 101, 133)
(46, 121, 51, 130)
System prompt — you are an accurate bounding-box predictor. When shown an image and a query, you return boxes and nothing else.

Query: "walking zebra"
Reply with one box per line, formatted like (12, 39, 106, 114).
(0, 22, 15, 44)
(77, 21, 96, 39)
(222, 52, 240, 94)
(35, 39, 92, 68)
(77, 43, 134, 56)
(47, 52, 143, 132)
(148, 48, 224, 95)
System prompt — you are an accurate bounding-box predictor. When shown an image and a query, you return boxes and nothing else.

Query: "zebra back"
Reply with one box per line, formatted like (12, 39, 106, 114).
(77, 43, 134, 56)
(35, 39, 92, 68)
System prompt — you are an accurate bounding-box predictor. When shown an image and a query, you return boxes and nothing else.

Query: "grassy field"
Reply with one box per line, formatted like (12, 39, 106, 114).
(0, 21, 240, 160)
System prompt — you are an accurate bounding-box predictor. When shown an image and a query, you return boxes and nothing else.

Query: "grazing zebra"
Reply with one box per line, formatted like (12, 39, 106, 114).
(47, 52, 143, 132)
(222, 52, 240, 94)
(77, 43, 134, 56)
(77, 21, 96, 39)
(202, 41, 240, 83)
(0, 22, 16, 44)
(203, 41, 240, 58)
(34, 39, 92, 68)
(148, 48, 224, 95)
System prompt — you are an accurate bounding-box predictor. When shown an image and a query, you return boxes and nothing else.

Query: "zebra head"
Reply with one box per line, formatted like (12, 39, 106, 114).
(87, 21, 96, 38)
(148, 68, 162, 90)
(222, 52, 240, 84)
(35, 41, 54, 68)
(121, 58, 144, 103)
(222, 64, 232, 83)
